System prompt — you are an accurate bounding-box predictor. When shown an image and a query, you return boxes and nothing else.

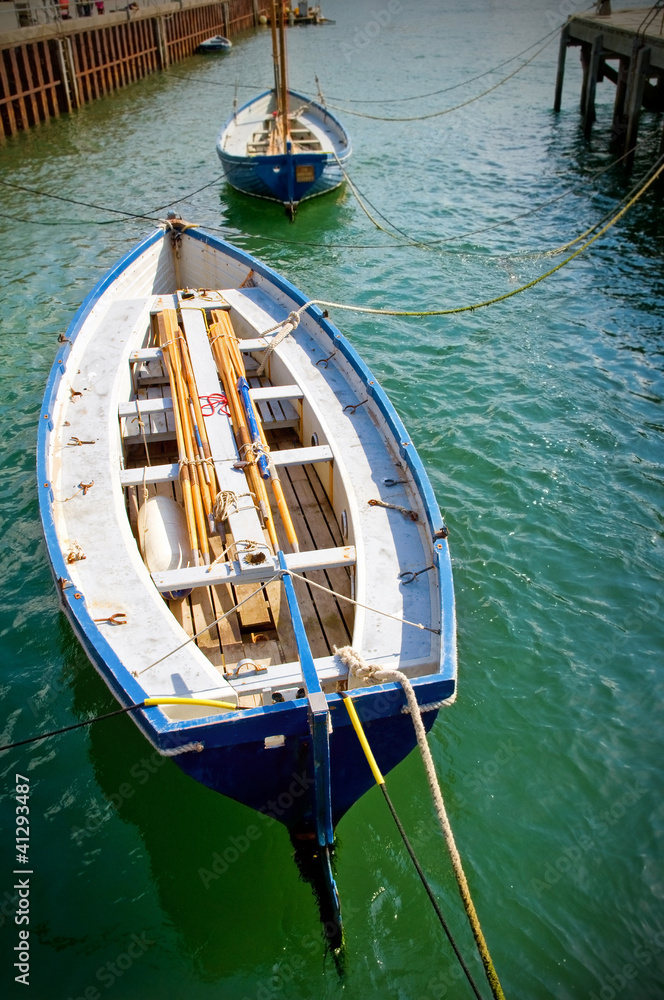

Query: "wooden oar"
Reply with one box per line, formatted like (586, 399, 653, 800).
(207, 321, 279, 552)
(152, 311, 199, 565)
(178, 332, 219, 507)
(237, 376, 299, 553)
(210, 309, 299, 553)
(171, 331, 210, 565)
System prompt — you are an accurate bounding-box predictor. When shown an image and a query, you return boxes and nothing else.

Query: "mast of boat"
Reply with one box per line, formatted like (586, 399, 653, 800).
(277, 2, 290, 153)
(268, 1, 290, 153)
(269, 0, 281, 147)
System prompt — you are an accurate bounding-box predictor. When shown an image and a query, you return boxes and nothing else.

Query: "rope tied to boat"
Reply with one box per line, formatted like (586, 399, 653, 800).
(159, 741, 204, 756)
(281, 569, 440, 635)
(368, 497, 419, 521)
(256, 308, 307, 376)
(335, 646, 506, 1000)
(212, 489, 254, 523)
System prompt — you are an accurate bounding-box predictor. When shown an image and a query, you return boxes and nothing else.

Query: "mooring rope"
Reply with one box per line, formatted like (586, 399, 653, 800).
(283, 569, 441, 635)
(256, 310, 301, 375)
(325, 37, 554, 122)
(336, 646, 506, 1000)
(549, 152, 664, 255)
(280, 154, 664, 320)
(341, 691, 486, 999)
(0, 698, 238, 756)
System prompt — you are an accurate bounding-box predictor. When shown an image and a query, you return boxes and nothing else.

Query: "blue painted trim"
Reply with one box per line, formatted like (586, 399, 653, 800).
(38, 228, 164, 581)
(278, 552, 334, 845)
(37, 228, 168, 733)
(278, 551, 321, 697)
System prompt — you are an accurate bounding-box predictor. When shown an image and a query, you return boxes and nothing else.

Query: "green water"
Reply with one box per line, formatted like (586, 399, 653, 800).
(1, 1, 663, 997)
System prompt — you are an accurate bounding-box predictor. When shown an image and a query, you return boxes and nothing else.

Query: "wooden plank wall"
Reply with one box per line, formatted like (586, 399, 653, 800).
(0, 0, 265, 140)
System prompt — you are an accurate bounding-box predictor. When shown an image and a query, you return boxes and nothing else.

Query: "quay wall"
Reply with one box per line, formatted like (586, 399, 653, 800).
(0, 0, 266, 140)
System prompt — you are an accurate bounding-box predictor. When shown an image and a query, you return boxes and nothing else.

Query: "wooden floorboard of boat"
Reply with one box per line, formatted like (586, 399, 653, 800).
(267, 430, 353, 655)
(299, 461, 354, 636)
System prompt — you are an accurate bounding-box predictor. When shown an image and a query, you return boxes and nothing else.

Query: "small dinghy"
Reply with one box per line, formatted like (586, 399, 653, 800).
(197, 35, 232, 53)
(216, 0, 350, 217)
(38, 218, 456, 944)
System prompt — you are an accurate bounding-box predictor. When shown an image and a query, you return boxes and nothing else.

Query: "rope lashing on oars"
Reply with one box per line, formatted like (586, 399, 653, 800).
(335, 646, 507, 1000)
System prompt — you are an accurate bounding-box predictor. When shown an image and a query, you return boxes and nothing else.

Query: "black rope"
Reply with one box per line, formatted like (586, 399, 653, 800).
(0, 702, 147, 753)
(379, 782, 486, 999)
(1, 137, 654, 253)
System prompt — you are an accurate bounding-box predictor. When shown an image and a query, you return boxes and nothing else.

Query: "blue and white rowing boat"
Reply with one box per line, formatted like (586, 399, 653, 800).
(216, 1, 350, 217)
(38, 218, 456, 943)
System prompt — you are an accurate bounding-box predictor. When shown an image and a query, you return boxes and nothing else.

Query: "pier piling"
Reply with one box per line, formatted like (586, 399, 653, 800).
(554, 6, 664, 163)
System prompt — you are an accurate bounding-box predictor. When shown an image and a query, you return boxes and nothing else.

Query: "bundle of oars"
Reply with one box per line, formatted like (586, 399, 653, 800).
(207, 309, 299, 554)
(152, 310, 220, 567)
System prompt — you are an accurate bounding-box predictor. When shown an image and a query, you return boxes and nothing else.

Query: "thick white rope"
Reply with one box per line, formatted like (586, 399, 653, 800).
(159, 741, 204, 756)
(334, 645, 505, 1000)
(256, 311, 302, 376)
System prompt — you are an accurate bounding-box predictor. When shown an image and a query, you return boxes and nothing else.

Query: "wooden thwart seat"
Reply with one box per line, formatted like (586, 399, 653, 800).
(119, 444, 334, 488)
(151, 544, 355, 593)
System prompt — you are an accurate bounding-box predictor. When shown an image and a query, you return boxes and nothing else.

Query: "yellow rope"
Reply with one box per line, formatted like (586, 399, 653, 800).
(144, 696, 237, 711)
(307, 156, 664, 319)
(550, 153, 664, 256)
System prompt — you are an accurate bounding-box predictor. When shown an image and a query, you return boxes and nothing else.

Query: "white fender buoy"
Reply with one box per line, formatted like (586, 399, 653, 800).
(138, 495, 192, 600)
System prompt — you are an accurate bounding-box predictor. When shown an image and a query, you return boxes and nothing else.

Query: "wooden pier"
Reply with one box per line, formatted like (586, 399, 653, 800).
(554, 4, 664, 159)
(0, 0, 265, 141)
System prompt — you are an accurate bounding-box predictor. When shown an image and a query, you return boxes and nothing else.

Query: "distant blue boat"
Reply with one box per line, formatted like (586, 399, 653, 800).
(216, 2, 350, 217)
(217, 88, 351, 216)
(197, 35, 232, 53)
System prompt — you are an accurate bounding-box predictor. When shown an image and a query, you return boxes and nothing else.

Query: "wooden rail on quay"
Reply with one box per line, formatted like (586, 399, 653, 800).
(554, 4, 664, 161)
(0, 0, 265, 141)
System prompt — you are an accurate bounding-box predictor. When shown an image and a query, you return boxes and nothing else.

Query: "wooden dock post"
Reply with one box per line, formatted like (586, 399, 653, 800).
(154, 16, 169, 69)
(582, 33, 603, 136)
(611, 55, 630, 135)
(553, 22, 569, 113)
(625, 45, 651, 161)
(553, 9, 664, 168)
